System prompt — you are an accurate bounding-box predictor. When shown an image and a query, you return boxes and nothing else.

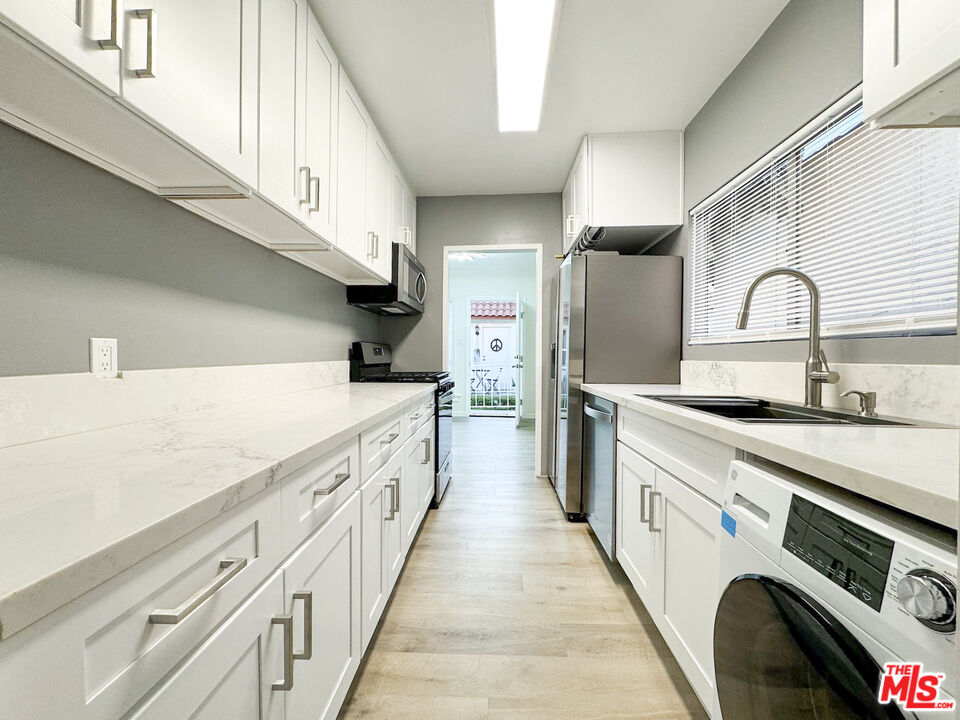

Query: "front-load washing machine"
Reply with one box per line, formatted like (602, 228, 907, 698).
(714, 459, 956, 719)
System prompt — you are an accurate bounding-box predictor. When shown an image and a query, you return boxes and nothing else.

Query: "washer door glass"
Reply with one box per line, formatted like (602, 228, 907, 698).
(714, 575, 906, 720)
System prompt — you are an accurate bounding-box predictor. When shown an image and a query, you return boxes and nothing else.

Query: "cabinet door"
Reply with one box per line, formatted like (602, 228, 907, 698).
(561, 169, 576, 242)
(864, 0, 960, 123)
(259, 0, 306, 216)
(336, 70, 368, 262)
(365, 132, 392, 279)
(301, 10, 338, 242)
(382, 453, 406, 590)
(401, 429, 426, 556)
(128, 572, 285, 720)
(656, 468, 721, 709)
(360, 471, 392, 653)
(420, 424, 436, 514)
(120, 0, 259, 185)
(390, 171, 405, 249)
(615, 441, 660, 613)
(572, 138, 590, 231)
(402, 182, 416, 253)
(283, 493, 362, 720)
(0, 0, 122, 94)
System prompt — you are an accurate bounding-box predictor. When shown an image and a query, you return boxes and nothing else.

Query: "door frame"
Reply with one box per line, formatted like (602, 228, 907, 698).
(441, 244, 544, 476)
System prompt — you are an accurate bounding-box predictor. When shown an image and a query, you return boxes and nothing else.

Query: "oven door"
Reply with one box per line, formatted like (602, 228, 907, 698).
(435, 383, 453, 502)
(714, 574, 907, 720)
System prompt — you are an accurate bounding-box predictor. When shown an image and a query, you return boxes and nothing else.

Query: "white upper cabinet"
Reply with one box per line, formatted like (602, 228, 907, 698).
(120, 0, 259, 186)
(0, 0, 122, 94)
(259, 0, 306, 217)
(301, 10, 339, 242)
(336, 69, 369, 265)
(365, 132, 392, 280)
(864, 0, 960, 126)
(402, 181, 417, 254)
(561, 132, 683, 252)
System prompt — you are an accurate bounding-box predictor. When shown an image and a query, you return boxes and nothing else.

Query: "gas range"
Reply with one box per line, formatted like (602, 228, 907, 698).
(349, 342, 453, 506)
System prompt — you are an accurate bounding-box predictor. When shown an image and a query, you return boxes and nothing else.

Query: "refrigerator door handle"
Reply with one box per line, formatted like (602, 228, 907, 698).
(550, 342, 557, 380)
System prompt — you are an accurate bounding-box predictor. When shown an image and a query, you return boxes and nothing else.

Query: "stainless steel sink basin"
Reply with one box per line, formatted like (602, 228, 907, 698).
(638, 395, 921, 426)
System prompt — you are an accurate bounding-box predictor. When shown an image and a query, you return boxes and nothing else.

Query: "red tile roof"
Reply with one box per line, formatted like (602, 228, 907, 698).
(471, 301, 516, 319)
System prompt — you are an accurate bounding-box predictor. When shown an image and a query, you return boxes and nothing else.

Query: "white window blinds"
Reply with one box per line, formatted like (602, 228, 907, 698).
(689, 94, 960, 345)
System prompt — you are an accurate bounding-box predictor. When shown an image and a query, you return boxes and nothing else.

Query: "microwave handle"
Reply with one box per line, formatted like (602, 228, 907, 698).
(415, 272, 427, 303)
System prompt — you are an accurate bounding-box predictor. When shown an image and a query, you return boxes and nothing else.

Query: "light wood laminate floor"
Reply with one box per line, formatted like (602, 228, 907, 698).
(340, 417, 708, 720)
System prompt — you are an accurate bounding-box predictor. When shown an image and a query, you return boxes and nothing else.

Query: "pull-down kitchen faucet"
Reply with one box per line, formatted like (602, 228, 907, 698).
(735, 268, 839, 408)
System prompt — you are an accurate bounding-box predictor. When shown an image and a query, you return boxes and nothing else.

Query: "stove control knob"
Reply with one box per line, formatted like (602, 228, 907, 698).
(896, 570, 956, 627)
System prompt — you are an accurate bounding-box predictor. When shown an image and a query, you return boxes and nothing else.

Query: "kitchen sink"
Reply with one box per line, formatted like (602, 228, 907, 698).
(638, 395, 921, 426)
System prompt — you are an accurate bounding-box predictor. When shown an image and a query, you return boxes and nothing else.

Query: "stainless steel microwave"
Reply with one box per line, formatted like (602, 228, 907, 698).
(346, 243, 426, 315)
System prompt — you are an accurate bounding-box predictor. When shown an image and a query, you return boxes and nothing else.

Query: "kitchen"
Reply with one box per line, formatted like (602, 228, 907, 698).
(0, 0, 958, 718)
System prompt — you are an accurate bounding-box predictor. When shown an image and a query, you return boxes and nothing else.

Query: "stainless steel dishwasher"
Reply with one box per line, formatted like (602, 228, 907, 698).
(582, 393, 617, 560)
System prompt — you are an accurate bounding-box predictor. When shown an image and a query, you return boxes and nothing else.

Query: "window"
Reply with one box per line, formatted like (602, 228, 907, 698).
(689, 90, 960, 345)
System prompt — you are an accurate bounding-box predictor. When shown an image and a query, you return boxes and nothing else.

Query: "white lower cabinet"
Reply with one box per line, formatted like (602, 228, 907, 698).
(128, 571, 287, 720)
(655, 468, 721, 709)
(401, 421, 429, 555)
(615, 441, 661, 613)
(616, 423, 728, 716)
(420, 424, 436, 513)
(360, 468, 393, 652)
(282, 492, 362, 720)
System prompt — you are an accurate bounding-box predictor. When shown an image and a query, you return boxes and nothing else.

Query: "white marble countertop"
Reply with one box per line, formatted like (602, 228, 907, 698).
(0, 381, 434, 641)
(582, 383, 959, 529)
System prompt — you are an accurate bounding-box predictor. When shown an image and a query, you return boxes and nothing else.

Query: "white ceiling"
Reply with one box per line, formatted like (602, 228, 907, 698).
(308, 0, 789, 197)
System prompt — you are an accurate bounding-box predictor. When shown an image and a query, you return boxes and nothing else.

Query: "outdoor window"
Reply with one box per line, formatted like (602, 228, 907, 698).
(689, 90, 960, 345)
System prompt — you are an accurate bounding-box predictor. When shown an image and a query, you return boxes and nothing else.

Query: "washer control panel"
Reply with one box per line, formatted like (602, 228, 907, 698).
(782, 494, 894, 612)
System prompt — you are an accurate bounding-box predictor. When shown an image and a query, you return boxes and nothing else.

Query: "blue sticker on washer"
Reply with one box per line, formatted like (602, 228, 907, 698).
(721, 510, 737, 538)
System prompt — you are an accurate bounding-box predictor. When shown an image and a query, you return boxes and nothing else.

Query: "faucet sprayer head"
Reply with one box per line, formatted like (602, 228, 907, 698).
(735, 308, 750, 330)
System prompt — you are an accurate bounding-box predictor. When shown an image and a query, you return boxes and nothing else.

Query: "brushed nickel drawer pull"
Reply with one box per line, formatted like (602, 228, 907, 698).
(421, 437, 431, 464)
(314, 472, 351, 497)
(292, 591, 312, 661)
(380, 432, 400, 446)
(383, 481, 397, 521)
(272, 614, 294, 691)
(148, 557, 248, 624)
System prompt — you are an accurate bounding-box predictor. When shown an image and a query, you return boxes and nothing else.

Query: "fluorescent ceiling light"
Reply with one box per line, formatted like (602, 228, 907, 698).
(494, 0, 557, 132)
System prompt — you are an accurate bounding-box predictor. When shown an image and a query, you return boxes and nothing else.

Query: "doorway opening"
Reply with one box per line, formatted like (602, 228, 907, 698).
(442, 246, 543, 472)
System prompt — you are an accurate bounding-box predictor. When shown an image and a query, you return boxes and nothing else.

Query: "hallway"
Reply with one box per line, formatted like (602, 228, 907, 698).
(340, 417, 707, 720)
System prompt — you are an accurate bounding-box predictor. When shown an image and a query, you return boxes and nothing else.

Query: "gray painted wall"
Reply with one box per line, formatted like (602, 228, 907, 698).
(0, 122, 379, 376)
(649, 0, 958, 364)
(382, 194, 563, 473)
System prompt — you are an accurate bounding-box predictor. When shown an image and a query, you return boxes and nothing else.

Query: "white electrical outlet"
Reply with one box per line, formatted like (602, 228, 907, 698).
(89, 338, 119, 378)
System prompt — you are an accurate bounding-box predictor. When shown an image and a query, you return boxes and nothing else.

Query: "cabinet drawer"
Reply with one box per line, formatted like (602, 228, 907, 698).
(359, 411, 405, 481)
(403, 396, 434, 436)
(280, 436, 361, 554)
(0, 489, 282, 720)
(618, 407, 734, 504)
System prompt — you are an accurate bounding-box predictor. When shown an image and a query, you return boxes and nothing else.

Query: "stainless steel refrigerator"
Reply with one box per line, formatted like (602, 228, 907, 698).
(552, 253, 681, 524)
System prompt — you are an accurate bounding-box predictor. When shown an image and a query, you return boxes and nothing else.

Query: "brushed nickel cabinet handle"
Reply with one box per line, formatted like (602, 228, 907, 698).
(648, 491, 662, 533)
(314, 471, 351, 497)
(272, 614, 294, 691)
(292, 591, 312, 661)
(383, 481, 397, 521)
(298, 166, 311, 204)
(421, 437, 431, 464)
(130, 9, 157, 78)
(639, 483, 652, 526)
(367, 231, 375, 258)
(380, 432, 400, 446)
(309, 176, 320, 213)
(94, 0, 120, 49)
(390, 476, 400, 514)
(374, 233, 380, 258)
(148, 557, 247, 624)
